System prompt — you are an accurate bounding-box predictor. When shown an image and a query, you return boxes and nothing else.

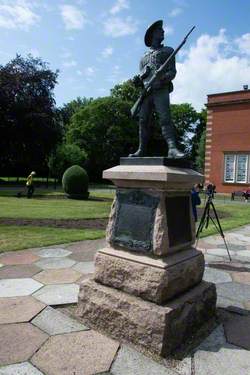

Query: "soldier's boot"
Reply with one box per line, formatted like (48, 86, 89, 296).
(162, 126, 185, 159)
(129, 125, 148, 157)
(167, 140, 185, 159)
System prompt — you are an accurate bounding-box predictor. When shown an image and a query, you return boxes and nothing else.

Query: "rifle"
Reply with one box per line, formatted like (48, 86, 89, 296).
(131, 26, 196, 119)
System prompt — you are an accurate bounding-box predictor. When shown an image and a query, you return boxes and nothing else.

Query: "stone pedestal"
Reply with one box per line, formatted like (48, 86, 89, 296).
(77, 158, 217, 356)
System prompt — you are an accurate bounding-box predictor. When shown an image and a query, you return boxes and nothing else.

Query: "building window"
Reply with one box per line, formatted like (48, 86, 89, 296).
(236, 155, 248, 183)
(224, 154, 249, 183)
(224, 155, 235, 182)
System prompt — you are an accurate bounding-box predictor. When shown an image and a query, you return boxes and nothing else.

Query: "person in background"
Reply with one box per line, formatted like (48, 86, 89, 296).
(191, 184, 201, 222)
(26, 171, 36, 198)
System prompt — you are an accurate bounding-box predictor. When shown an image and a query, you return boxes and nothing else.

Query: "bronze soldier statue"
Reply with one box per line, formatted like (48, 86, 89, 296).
(129, 20, 185, 158)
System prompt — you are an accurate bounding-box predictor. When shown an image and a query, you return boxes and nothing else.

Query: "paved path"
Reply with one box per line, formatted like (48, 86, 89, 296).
(0, 227, 250, 375)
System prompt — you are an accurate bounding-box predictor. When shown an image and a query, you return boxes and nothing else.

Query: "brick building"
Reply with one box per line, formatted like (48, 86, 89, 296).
(204, 88, 250, 193)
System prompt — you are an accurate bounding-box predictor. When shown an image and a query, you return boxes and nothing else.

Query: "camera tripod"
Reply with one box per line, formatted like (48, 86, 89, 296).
(196, 194, 232, 261)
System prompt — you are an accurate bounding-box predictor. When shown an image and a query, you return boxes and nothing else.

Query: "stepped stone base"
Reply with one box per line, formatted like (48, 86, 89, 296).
(77, 279, 216, 356)
(94, 247, 205, 304)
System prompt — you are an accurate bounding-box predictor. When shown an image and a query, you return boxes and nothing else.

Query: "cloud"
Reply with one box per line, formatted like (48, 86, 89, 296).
(0, 0, 39, 30)
(105, 64, 127, 84)
(168, 7, 183, 17)
(60, 4, 86, 30)
(171, 29, 250, 110)
(164, 25, 174, 36)
(110, 0, 130, 15)
(103, 16, 138, 37)
(84, 66, 96, 81)
(101, 46, 113, 58)
(62, 60, 77, 68)
(236, 33, 250, 56)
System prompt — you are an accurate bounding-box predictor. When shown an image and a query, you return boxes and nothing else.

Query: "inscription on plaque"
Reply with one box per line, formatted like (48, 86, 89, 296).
(111, 189, 159, 252)
(165, 195, 192, 247)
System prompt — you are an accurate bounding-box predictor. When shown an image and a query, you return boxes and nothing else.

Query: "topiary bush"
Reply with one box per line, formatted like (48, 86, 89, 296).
(62, 165, 89, 199)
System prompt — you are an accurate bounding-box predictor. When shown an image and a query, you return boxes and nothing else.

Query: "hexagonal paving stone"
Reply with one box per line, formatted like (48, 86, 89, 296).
(194, 325, 250, 375)
(216, 282, 250, 303)
(37, 248, 72, 258)
(76, 274, 93, 285)
(217, 295, 245, 311)
(35, 257, 76, 270)
(0, 296, 46, 324)
(0, 264, 41, 279)
(33, 283, 79, 305)
(217, 243, 247, 251)
(0, 362, 44, 375)
(232, 272, 250, 285)
(206, 248, 236, 258)
(0, 252, 40, 265)
(224, 315, 250, 350)
(66, 239, 105, 254)
(31, 330, 119, 375)
(0, 278, 43, 297)
(32, 306, 88, 335)
(111, 345, 178, 375)
(227, 233, 250, 243)
(235, 250, 250, 258)
(0, 323, 48, 366)
(72, 261, 95, 274)
(33, 268, 82, 284)
(203, 267, 232, 284)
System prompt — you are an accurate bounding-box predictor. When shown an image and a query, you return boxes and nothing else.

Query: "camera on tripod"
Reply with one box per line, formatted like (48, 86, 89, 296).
(196, 182, 231, 261)
(205, 183, 216, 199)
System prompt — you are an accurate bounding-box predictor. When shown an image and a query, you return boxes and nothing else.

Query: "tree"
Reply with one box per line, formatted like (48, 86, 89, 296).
(110, 78, 141, 104)
(195, 129, 206, 172)
(48, 143, 87, 180)
(66, 96, 138, 180)
(58, 97, 92, 133)
(190, 108, 207, 163)
(0, 54, 60, 176)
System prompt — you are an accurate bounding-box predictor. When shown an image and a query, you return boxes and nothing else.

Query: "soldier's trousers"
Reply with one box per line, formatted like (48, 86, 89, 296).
(138, 87, 175, 144)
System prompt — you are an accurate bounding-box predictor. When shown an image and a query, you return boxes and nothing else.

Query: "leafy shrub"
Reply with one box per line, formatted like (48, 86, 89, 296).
(62, 165, 89, 199)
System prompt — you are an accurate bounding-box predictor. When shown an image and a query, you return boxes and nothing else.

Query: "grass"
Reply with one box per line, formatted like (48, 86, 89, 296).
(0, 225, 105, 252)
(198, 201, 250, 237)
(0, 195, 112, 220)
(0, 187, 250, 253)
(0, 189, 113, 252)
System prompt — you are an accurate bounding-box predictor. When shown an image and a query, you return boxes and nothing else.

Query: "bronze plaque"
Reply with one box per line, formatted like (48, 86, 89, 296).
(111, 189, 159, 252)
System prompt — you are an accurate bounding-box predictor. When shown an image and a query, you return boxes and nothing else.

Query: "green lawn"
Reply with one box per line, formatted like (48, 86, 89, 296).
(198, 201, 250, 237)
(0, 190, 113, 252)
(0, 225, 105, 252)
(0, 190, 250, 253)
(0, 195, 112, 220)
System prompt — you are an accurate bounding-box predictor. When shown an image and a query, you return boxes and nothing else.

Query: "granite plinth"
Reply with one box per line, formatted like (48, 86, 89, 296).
(77, 280, 216, 357)
(94, 247, 205, 304)
(103, 164, 203, 190)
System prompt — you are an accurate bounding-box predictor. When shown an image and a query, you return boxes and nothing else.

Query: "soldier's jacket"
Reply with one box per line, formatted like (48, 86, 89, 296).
(139, 45, 176, 91)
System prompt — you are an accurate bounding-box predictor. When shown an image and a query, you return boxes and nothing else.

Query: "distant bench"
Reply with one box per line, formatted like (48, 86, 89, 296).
(231, 190, 250, 201)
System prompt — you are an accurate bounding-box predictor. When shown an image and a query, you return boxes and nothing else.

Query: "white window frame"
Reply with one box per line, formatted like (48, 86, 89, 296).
(236, 154, 248, 183)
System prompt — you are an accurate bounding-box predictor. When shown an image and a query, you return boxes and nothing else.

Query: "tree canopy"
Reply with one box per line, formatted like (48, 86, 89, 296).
(66, 96, 138, 180)
(0, 54, 60, 176)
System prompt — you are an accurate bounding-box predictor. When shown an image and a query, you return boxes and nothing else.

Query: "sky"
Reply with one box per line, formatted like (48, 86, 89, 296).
(0, 0, 250, 110)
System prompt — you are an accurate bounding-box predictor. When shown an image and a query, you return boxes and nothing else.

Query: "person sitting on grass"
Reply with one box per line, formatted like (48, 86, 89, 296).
(26, 171, 36, 198)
